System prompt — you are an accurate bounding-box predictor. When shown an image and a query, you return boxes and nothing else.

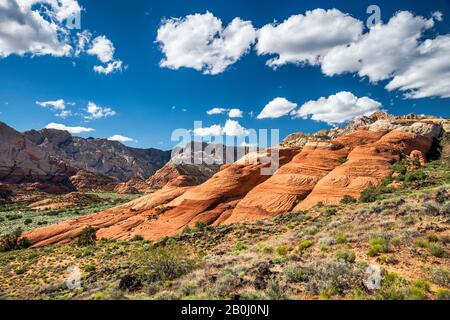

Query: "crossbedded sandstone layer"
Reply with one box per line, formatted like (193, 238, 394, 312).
(23, 116, 447, 247)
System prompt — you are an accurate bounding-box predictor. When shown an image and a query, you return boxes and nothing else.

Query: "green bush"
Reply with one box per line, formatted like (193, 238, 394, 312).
(367, 237, 389, 257)
(276, 245, 291, 256)
(341, 195, 357, 204)
(306, 260, 364, 295)
(360, 186, 379, 203)
(131, 235, 144, 241)
(335, 249, 356, 263)
(284, 264, 308, 283)
(428, 243, 445, 258)
(24, 218, 33, 225)
(437, 289, 450, 300)
(335, 234, 348, 244)
(76, 226, 97, 246)
(299, 240, 313, 251)
(405, 170, 427, 183)
(426, 267, 450, 288)
(324, 207, 338, 216)
(265, 279, 288, 300)
(392, 162, 407, 175)
(338, 157, 348, 164)
(192, 221, 208, 233)
(132, 244, 196, 283)
(233, 242, 248, 252)
(0, 229, 31, 252)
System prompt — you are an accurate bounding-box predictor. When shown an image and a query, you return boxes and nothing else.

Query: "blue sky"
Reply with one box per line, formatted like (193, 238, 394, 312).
(0, 0, 449, 149)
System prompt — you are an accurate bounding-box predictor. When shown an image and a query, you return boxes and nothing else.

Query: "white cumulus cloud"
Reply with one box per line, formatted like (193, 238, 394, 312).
(36, 99, 72, 117)
(87, 35, 114, 63)
(194, 120, 249, 137)
(228, 108, 243, 118)
(0, 0, 124, 75)
(256, 9, 363, 67)
(207, 107, 228, 115)
(85, 102, 116, 120)
(321, 11, 436, 82)
(292, 91, 382, 124)
(93, 60, 123, 75)
(385, 35, 450, 99)
(156, 11, 256, 75)
(0, 0, 78, 58)
(193, 124, 223, 137)
(257, 97, 297, 119)
(45, 122, 94, 134)
(108, 134, 134, 142)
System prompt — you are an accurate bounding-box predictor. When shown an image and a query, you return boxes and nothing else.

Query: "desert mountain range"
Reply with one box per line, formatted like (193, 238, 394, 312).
(10, 112, 447, 247)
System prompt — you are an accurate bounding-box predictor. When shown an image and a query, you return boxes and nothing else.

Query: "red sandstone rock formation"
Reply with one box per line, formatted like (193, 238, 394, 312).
(295, 128, 437, 210)
(225, 128, 388, 223)
(23, 148, 298, 246)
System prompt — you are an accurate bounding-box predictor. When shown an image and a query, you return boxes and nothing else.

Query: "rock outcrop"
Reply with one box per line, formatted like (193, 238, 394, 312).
(226, 128, 388, 223)
(0, 122, 78, 184)
(114, 179, 153, 194)
(24, 128, 171, 181)
(294, 123, 442, 210)
(147, 142, 248, 189)
(69, 170, 118, 192)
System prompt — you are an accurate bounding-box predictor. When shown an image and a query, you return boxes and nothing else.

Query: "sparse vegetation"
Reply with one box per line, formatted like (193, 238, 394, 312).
(0, 228, 30, 252)
(76, 226, 97, 246)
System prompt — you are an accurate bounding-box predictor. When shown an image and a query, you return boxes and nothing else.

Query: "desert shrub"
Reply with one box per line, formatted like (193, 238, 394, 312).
(306, 260, 364, 295)
(324, 207, 338, 216)
(191, 221, 208, 233)
(404, 170, 427, 183)
(441, 202, 450, 215)
(338, 157, 348, 164)
(335, 249, 356, 263)
(392, 162, 407, 175)
(6, 214, 22, 220)
(24, 218, 33, 225)
(265, 278, 288, 300)
(215, 269, 238, 296)
(275, 211, 310, 223)
(426, 267, 450, 288)
(284, 264, 308, 283)
(437, 289, 450, 300)
(239, 290, 268, 300)
(298, 240, 313, 251)
(367, 237, 389, 257)
(118, 274, 143, 292)
(378, 274, 429, 300)
(76, 226, 97, 246)
(341, 195, 357, 204)
(360, 186, 379, 203)
(132, 244, 195, 283)
(416, 239, 446, 257)
(335, 234, 348, 244)
(276, 245, 291, 256)
(0, 229, 31, 252)
(233, 242, 248, 252)
(428, 243, 445, 258)
(131, 235, 144, 241)
(153, 291, 181, 300)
